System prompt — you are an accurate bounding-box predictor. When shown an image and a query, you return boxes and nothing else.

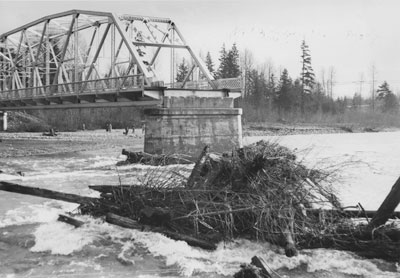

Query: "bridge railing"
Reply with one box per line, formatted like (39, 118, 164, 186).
(0, 74, 145, 101)
(167, 77, 242, 91)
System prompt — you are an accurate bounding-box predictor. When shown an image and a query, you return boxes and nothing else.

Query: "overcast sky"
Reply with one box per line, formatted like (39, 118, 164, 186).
(1, 0, 400, 97)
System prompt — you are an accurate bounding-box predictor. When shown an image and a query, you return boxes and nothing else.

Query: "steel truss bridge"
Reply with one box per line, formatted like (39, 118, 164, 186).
(0, 10, 241, 109)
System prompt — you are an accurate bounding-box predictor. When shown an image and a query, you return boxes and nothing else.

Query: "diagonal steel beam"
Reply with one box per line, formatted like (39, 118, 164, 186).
(181, 64, 196, 88)
(83, 23, 111, 86)
(149, 25, 171, 66)
(111, 13, 153, 85)
(172, 23, 216, 88)
(23, 31, 45, 93)
(52, 14, 77, 86)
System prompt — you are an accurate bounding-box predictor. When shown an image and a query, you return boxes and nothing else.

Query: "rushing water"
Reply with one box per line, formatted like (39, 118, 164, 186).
(1, 132, 400, 277)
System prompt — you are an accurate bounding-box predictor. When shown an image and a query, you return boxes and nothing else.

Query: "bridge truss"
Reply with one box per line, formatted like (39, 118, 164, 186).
(0, 10, 241, 109)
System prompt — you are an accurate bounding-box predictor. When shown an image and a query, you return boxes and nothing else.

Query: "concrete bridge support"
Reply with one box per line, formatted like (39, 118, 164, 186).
(0, 112, 7, 131)
(144, 97, 242, 158)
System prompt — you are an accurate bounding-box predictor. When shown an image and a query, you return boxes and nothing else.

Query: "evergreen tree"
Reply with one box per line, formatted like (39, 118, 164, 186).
(376, 81, 399, 113)
(217, 44, 228, 78)
(205, 51, 215, 77)
(176, 58, 189, 82)
(300, 40, 315, 114)
(217, 43, 240, 78)
(226, 43, 240, 78)
(275, 69, 293, 113)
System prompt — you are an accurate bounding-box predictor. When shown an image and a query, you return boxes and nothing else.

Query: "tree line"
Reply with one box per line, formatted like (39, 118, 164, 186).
(177, 41, 400, 122)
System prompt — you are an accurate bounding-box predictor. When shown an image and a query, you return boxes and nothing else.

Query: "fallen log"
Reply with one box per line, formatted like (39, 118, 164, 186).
(282, 209, 298, 257)
(89, 184, 136, 194)
(0, 181, 97, 204)
(121, 149, 192, 166)
(251, 256, 272, 278)
(186, 145, 209, 188)
(105, 212, 216, 250)
(233, 256, 272, 278)
(90, 185, 400, 221)
(58, 214, 84, 228)
(368, 176, 400, 229)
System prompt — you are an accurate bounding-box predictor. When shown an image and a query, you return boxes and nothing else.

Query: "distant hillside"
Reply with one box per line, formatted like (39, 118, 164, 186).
(7, 111, 51, 132)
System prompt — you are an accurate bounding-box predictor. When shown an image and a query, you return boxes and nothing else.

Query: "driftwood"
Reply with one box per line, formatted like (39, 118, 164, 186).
(186, 145, 209, 188)
(89, 183, 400, 221)
(42, 128, 58, 137)
(0, 181, 216, 250)
(0, 181, 97, 204)
(121, 149, 192, 166)
(105, 213, 216, 250)
(89, 185, 136, 194)
(251, 256, 272, 278)
(282, 209, 298, 257)
(234, 256, 272, 278)
(368, 176, 400, 229)
(58, 214, 84, 228)
(2, 138, 400, 260)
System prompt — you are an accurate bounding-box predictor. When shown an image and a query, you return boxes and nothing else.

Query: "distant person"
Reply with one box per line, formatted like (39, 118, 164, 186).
(124, 127, 129, 135)
(106, 123, 112, 132)
(82, 123, 86, 131)
(132, 125, 135, 134)
(142, 123, 145, 133)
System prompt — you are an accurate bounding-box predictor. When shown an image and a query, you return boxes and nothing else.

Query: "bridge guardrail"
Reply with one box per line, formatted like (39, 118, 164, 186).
(167, 77, 242, 91)
(0, 74, 144, 101)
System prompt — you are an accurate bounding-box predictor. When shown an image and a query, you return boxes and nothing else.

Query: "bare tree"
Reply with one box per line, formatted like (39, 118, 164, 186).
(240, 49, 254, 98)
(320, 68, 327, 95)
(327, 66, 336, 98)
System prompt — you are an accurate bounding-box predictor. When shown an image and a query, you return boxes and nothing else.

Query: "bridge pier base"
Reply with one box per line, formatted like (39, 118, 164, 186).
(144, 97, 242, 158)
(0, 111, 7, 131)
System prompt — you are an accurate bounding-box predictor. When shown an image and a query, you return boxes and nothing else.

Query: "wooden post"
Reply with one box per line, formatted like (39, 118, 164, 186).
(368, 176, 400, 228)
(0, 181, 97, 204)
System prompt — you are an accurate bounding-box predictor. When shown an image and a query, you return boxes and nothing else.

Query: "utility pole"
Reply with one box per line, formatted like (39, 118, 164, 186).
(371, 64, 376, 112)
(359, 73, 364, 97)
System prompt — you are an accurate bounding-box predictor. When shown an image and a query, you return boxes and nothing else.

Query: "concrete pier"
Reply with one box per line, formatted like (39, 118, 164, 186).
(0, 111, 7, 131)
(144, 97, 242, 158)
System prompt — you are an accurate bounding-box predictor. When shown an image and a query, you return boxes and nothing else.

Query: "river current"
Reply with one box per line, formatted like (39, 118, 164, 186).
(1, 132, 400, 277)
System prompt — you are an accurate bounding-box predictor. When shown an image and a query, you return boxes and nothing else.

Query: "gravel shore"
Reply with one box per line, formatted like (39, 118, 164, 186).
(0, 129, 144, 158)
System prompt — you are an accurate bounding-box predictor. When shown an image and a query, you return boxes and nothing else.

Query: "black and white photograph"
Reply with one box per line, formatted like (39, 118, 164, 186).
(0, 0, 400, 277)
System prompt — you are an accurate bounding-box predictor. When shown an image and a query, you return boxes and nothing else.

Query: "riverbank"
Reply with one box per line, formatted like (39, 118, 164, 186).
(244, 122, 399, 136)
(0, 130, 144, 158)
(1, 122, 398, 158)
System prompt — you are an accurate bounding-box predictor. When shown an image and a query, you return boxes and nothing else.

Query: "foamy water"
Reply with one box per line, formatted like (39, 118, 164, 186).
(1, 132, 400, 277)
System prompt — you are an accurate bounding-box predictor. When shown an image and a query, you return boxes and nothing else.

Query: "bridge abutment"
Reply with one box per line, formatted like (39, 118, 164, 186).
(0, 111, 7, 131)
(144, 97, 242, 158)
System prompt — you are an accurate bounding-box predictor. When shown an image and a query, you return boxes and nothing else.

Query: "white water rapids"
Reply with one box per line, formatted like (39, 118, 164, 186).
(1, 131, 400, 277)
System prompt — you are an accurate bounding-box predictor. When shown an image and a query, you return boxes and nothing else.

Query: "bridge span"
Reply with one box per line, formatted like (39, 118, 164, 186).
(0, 10, 242, 157)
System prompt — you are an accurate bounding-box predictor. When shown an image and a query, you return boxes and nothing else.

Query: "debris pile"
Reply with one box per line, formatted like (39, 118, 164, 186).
(2, 140, 400, 261)
(84, 140, 342, 255)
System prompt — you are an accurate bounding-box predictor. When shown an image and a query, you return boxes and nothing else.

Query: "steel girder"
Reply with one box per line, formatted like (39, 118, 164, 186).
(0, 9, 220, 108)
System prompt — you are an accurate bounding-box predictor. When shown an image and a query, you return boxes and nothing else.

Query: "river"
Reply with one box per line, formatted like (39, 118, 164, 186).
(1, 131, 400, 277)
